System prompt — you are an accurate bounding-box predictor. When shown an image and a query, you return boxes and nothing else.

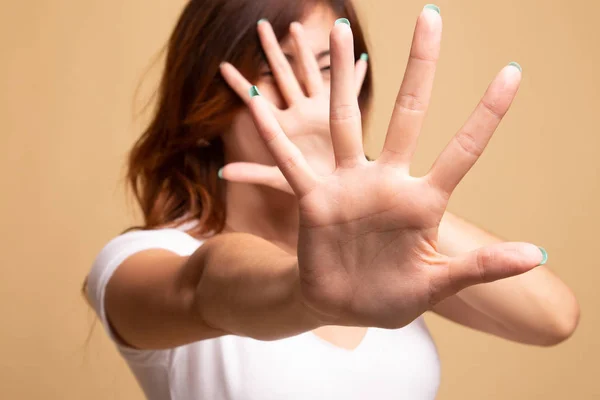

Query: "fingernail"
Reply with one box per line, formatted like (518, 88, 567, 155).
(538, 247, 548, 266)
(508, 61, 522, 72)
(360, 53, 369, 62)
(218, 167, 224, 179)
(335, 18, 350, 26)
(249, 85, 261, 98)
(257, 18, 267, 25)
(424, 4, 441, 14)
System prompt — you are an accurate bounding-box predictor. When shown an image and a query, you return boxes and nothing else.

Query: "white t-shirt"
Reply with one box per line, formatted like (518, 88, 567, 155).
(87, 227, 441, 400)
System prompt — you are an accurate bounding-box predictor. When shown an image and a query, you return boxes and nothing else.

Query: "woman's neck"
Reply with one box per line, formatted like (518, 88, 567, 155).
(224, 182, 299, 254)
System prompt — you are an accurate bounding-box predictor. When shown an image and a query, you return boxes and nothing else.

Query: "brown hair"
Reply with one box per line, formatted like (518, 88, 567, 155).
(128, 0, 373, 238)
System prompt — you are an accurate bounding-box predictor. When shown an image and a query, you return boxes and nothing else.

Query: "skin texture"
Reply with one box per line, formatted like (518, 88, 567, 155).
(102, 5, 579, 352)
(220, 6, 579, 345)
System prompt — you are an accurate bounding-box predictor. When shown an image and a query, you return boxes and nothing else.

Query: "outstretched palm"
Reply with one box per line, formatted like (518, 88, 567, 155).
(245, 9, 544, 329)
(220, 20, 368, 185)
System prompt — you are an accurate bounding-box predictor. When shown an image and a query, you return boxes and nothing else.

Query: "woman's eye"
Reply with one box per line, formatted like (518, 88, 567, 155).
(260, 66, 329, 76)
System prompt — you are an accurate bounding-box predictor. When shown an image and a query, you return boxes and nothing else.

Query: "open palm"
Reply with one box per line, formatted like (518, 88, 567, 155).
(220, 20, 368, 184)
(245, 10, 544, 329)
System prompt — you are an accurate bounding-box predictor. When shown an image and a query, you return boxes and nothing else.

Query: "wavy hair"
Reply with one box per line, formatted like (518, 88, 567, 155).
(127, 0, 373, 238)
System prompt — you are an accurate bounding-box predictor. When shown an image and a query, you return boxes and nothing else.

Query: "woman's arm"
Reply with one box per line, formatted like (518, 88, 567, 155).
(102, 232, 322, 350)
(432, 212, 580, 346)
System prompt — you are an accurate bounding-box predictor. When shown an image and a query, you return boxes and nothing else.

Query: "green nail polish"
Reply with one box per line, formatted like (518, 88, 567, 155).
(257, 18, 267, 25)
(508, 61, 522, 72)
(360, 53, 369, 62)
(538, 247, 548, 266)
(218, 168, 224, 179)
(335, 18, 350, 26)
(424, 4, 441, 14)
(249, 85, 261, 98)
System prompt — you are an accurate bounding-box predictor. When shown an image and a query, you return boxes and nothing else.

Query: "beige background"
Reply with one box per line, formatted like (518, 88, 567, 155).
(1, 0, 598, 398)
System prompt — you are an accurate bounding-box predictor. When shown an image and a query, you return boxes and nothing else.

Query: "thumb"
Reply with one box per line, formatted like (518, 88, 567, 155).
(430, 242, 547, 303)
(219, 162, 293, 194)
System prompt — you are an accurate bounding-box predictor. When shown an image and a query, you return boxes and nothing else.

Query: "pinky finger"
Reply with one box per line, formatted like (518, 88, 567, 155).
(248, 87, 319, 197)
(221, 62, 280, 112)
(355, 53, 369, 96)
(220, 162, 292, 194)
(220, 62, 253, 104)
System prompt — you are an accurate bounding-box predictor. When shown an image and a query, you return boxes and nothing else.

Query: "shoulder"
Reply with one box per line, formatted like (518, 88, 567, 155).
(95, 228, 201, 265)
(86, 228, 203, 316)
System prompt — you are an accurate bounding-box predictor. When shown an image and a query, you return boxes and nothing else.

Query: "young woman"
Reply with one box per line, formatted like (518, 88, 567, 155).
(85, 0, 580, 399)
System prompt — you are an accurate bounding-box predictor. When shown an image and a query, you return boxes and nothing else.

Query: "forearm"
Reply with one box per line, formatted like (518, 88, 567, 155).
(191, 233, 323, 341)
(436, 212, 579, 345)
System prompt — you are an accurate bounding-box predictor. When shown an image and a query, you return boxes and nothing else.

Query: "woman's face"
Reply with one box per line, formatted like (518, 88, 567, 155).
(222, 5, 338, 166)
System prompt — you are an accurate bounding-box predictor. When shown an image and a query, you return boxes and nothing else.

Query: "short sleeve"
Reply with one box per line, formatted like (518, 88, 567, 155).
(86, 228, 202, 362)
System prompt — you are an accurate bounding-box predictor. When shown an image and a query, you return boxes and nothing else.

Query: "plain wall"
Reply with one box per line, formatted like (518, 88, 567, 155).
(1, 0, 598, 398)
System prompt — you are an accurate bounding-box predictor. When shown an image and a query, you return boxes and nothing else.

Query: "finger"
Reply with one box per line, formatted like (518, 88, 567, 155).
(379, 6, 442, 167)
(258, 20, 305, 106)
(429, 243, 545, 305)
(220, 62, 280, 112)
(220, 162, 293, 194)
(220, 62, 253, 104)
(248, 86, 318, 197)
(290, 22, 324, 97)
(354, 53, 368, 96)
(427, 64, 522, 195)
(329, 19, 365, 167)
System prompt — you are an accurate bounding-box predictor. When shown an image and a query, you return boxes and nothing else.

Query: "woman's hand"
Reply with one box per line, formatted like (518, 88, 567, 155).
(243, 10, 545, 329)
(220, 20, 368, 184)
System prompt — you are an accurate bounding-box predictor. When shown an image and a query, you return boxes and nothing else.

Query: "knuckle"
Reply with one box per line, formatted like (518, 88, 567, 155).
(278, 151, 302, 174)
(396, 93, 426, 114)
(427, 261, 453, 308)
(454, 130, 484, 158)
(262, 129, 280, 144)
(330, 104, 361, 123)
(480, 98, 506, 119)
(475, 249, 493, 283)
(409, 51, 438, 64)
(271, 58, 289, 74)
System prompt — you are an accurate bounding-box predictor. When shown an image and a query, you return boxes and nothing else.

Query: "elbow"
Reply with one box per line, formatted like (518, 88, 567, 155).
(539, 296, 580, 347)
